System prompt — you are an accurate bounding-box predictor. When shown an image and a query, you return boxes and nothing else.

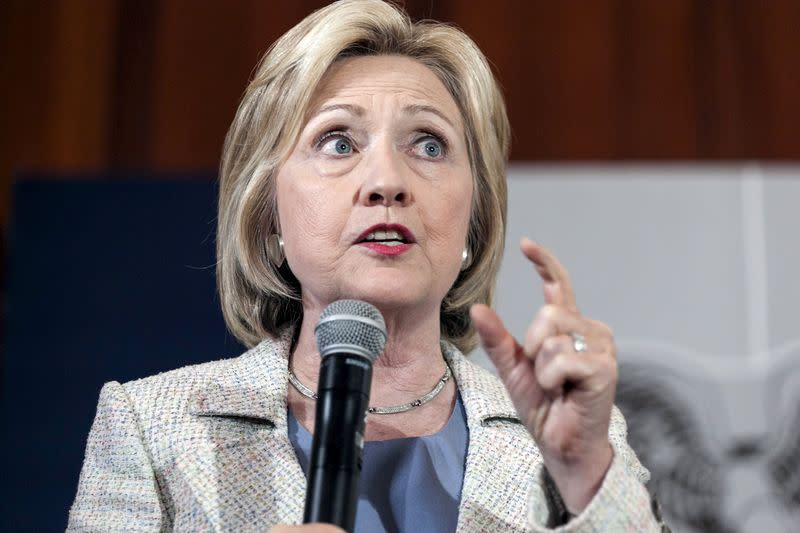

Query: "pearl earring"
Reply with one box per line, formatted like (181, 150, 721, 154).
(267, 234, 285, 266)
(461, 247, 472, 270)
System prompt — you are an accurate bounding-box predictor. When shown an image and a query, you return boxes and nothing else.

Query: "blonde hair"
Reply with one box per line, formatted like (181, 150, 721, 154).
(217, 0, 509, 353)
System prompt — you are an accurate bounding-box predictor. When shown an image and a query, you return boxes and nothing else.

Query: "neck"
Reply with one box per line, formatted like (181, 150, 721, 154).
(291, 300, 448, 405)
(289, 299, 458, 440)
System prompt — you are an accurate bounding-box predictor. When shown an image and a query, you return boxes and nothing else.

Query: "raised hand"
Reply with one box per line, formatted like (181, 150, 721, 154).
(470, 238, 617, 513)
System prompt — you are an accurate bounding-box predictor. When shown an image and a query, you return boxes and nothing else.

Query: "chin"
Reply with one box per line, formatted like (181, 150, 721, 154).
(343, 279, 436, 312)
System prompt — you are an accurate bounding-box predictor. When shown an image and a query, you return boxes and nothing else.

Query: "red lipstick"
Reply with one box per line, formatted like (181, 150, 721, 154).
(355, 224, 415, 256)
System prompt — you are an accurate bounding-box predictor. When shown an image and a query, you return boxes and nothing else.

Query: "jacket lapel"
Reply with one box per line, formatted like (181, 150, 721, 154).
(177, 330, 307, 531)
(445, 344, 543, 532)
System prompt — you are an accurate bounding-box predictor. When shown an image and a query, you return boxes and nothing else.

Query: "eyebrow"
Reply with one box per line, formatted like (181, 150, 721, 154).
(311, 103, 365, 119)
(402, 104, 456, 129)
(309, 102, 456, 129)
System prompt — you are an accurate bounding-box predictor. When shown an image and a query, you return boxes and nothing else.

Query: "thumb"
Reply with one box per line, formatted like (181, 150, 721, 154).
(470, 304, 522, 379)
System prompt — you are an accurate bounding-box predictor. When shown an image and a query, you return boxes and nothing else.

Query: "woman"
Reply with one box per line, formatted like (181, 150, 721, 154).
(69, 1, 667, 531)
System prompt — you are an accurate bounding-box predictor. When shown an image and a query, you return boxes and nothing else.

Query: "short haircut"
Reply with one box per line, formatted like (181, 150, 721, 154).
(217, 0, 510, 353)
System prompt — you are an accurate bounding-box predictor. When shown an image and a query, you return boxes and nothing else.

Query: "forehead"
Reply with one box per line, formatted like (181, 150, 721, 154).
(309, 55, 463, 126)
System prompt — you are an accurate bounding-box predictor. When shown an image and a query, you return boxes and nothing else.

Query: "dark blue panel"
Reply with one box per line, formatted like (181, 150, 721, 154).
(2, 176, 245, 531)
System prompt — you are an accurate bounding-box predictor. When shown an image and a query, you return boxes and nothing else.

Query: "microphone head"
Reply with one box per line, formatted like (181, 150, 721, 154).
(315, 300, 387, 362)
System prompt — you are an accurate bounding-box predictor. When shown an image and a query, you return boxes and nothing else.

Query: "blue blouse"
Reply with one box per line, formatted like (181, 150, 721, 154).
(288, 395, 469, 532)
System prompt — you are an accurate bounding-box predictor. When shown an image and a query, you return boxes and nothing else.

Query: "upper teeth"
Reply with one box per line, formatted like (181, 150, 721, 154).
(364, 230, 404, 241)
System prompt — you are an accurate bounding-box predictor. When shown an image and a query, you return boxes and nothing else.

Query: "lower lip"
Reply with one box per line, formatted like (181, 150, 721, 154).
(358, 242, 413, 256)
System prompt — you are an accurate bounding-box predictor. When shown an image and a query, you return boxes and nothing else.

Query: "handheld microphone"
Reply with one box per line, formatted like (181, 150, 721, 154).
(303, 299, 386, 532)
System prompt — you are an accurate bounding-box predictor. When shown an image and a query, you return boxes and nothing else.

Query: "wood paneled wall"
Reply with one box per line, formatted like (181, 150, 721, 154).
(2, 0, 799, 228)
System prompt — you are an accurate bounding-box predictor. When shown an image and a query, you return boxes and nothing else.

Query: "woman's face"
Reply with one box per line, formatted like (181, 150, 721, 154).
(275, 55, 473, 314)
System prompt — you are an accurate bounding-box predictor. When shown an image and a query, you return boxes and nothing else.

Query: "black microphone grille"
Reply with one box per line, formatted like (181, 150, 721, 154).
(314, 300, 387, 362)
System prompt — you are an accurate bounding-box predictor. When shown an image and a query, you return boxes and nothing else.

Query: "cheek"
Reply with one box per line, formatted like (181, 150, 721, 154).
(276, 174, 347, 264)
(425, 179, 474, 245)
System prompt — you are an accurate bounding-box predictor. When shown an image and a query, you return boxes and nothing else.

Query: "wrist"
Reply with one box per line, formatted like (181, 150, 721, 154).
(543, 441, 613, 514)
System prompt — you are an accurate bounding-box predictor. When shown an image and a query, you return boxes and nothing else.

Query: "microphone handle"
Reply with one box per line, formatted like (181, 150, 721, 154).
(303, 354, 372, 532)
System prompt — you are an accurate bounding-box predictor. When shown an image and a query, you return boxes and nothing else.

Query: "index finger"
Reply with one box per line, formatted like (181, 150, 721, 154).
(520, 237, 579, 313)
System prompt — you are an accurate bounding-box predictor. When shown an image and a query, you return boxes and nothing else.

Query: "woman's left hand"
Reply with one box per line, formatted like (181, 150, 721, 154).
(470, 238, 617, 514)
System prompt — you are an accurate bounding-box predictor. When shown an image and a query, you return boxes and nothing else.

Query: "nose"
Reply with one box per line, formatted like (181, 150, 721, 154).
(357, 147, 411, 207)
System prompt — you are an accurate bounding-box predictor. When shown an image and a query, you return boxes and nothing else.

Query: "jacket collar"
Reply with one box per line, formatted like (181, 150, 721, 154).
(187, 328, 295, 427)
(441, 341, 521, 426)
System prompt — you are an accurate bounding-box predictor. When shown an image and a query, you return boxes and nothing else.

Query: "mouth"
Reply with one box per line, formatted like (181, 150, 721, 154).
(355, 224, 416, 246)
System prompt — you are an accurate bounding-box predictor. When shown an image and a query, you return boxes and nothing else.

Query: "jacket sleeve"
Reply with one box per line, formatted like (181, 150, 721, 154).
(67, 381, 167, 532)
(527, 406, 670, 533)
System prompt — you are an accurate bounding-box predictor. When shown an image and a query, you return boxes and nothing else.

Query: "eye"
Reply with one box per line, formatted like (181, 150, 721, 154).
(412, 134, 447, 159)
(317, 131, 355, 156)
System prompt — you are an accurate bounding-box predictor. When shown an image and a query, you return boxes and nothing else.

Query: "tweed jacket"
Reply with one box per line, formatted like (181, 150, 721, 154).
(68, 329, 665, 532)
